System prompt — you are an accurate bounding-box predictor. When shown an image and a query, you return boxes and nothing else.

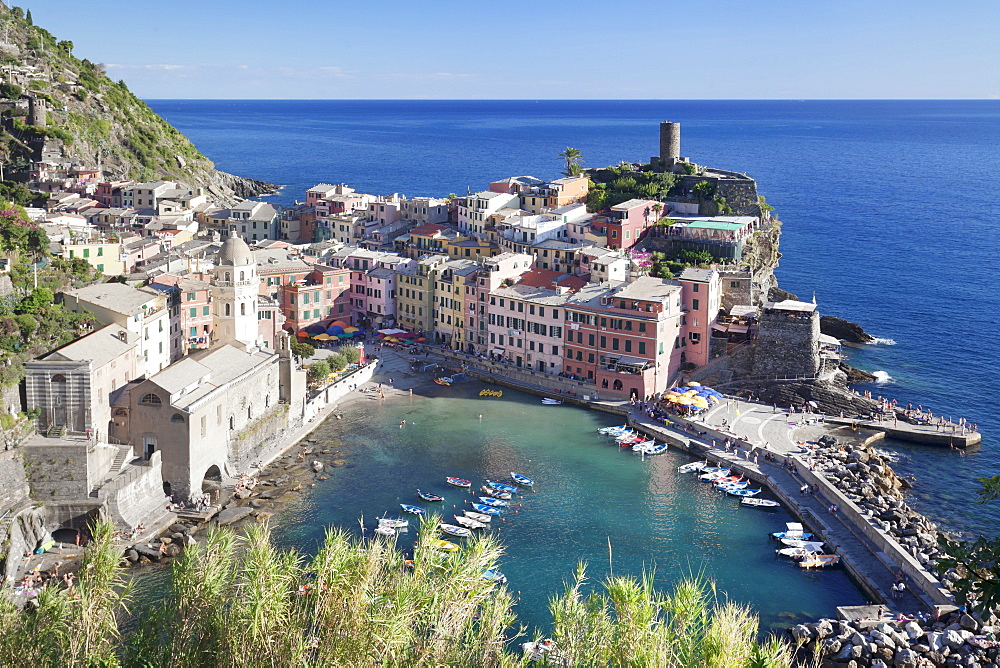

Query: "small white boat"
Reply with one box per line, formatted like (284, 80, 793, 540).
(599, 424, 628, 434)
(541, 398, 562, 405)
(776, 545, 822, 560)
(378, 517, 408, 528)
(374, 526, 396, 537)
(741, 498, 781, 509)
(677, 461, 708, 474)
(771, 522, 813, 541)
(464, 511, 493, 523)
(439, 523, 473, 538)
(699, 469, 731, 482)
(780, 539, 825, 550)
(454, 515, 486, 530)
(634, 443, 668, 455)
(522, 639, 559, 662)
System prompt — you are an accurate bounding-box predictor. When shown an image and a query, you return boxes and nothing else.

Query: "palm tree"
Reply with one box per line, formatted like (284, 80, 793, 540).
(559, 147, 584, 177)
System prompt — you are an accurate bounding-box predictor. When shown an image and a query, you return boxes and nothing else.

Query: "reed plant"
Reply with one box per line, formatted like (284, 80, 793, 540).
(0, 515, 792, 667)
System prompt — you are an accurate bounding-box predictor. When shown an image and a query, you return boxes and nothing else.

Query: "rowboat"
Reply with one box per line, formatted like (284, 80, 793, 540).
(635, 443, 668, 455)
(477, 497, 508, 508)
(772, 522, 813, 541)
(433, 540, 460, 552)
(613, 431, 638, 441)
(716, 480, 748, 490)
(464, 511, 493, 523)
(727, 488, 761, 497)
(598, 424, 628, 434)
(799, 554, 840, 569)
(454, 515, 486, 530)
(485, 481, 517, 494)
(378, 517, 408, 528)
(741, 498, 781, 509)
(417, 489, 444, 502)
(619, 438, 649, 448)
(374, 526, 396, 537)
(511, 472, 534, 486)
(439, 524, 473, 538)
(699, 469, 731, 482)
(446, 477, 472, 488)
(471, 503, 502, 515)
(433, 377, 453, 386)
(480, 487, 512, 500)
(400, 504, 425, 515)
(677, 461, 708, 473)
(713, 475, 743, 486)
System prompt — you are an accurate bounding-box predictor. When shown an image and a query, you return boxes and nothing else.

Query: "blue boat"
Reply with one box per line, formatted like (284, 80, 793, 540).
(486, 481, 517, 493)
(483, 569, 508, 584)
(771, 522, 813, 541)
(511, 472, 534, 486)
(480, 486, 512, 500)
(471, 503, 502, 515)
(400, 504, 426, 515)
(477, 497, 508, 508)
(728, 488, 762, 497)
(417, 489, 444, 502)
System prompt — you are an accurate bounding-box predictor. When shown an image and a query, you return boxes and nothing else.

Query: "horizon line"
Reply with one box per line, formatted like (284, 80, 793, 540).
(141, 97, 1000, 102)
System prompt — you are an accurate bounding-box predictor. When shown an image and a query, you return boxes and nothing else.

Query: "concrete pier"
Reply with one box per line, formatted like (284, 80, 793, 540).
(826, 417, 981, 448)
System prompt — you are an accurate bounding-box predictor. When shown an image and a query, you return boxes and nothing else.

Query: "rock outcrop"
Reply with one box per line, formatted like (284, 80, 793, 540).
(729, 378, 879, 417)
(822, 316, 876, 345)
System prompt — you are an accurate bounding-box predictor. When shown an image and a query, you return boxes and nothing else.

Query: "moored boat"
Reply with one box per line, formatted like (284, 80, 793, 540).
(772, 522, 813, 541)
(716, 481, 748, 491)
(510, 472, 534, 486)
(454, 515, 486, 530)
(378, 517, 408, 528)
(433, 539, 460, 552)
(799, 554, 840, 569)
(485, 481, 517, 493)
(598, 424, 628, 434)
(464, 511, 493, 523)
(480, 487, 512, 500)
(446, 477, 472, 488)
(780, 539, 825, 550)
(677, 461, 708, 473)
(477, 497, 508, 508)
(541, 398, 562, 405)
(727, 488, 761, 497)
(400, 503, 425, 515)
(433, 377, 453, 386)
(483, 569, 508, 584)
(439, 524, 473, 538)
(417, 489, 444, 502)
(374, 526, 396, 536)
(741, 498, 781, 509)
(699, 469, 731, 482)
(776, 545, 822, 560)
(471, 503, 502, 515)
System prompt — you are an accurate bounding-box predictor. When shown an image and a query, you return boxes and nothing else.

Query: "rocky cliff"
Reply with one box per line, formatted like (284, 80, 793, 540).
(0, 3, 274, 204)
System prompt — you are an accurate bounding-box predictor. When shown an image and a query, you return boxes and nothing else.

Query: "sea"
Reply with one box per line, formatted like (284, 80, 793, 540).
(144, 99, 1000, 631)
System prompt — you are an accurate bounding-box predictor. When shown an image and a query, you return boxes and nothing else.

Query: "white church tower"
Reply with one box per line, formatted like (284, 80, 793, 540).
(211, 236, 261, 351)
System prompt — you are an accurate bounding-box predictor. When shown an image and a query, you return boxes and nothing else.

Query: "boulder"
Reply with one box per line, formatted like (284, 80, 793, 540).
(126, 549, 139, 563)
(159, 536, 173, 545)
(820, 315, 874, 344)
(959, 614, 981, 632)
(169, 523, 188, 534)
(905, 621, 925, 639)
(217, 507, 254, 526)
(893, 647, 918, 667)
(165, 544, 182, 557)
(258, 489, 285, 500)
(791, 624, 814, 642)
(944, 629, 966, 648)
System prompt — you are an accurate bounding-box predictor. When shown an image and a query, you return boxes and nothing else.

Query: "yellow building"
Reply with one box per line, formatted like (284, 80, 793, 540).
(64, 239, 127, 275)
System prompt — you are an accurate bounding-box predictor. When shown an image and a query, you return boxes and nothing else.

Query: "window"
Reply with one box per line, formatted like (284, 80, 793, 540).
(693, 284, 700, 293)
(51, 374, 67, 383)
(600, 336, 606, 348)
(241, 303, 246, 316)
(201, 416, 207, 436)
(97, 247, 104, 256)
(225, 303, 231, 317)
(190, 326, 197, 337)
(625, 340, 632, 353)
(139, 393, 162, 406)
(638, 342, 646, 355)
(170, 413, 185, 423)
(692, 299, 700, 310)
(187, 292, 197, 301)
(96, 264, 104, 272)
(203, 306, 210, 316)
(612, 338, 620, 351)
(190, 307, 197, 318)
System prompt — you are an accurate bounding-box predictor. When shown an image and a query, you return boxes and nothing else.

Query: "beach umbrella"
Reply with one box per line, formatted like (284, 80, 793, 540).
(327, 325, 345, 336)
(331, 320, 348, 328)
(306, 323, 327, 335)
(338, 333, 352, 339)
(313, 333, 331, 341)
(344, 326, 359, 333)
(296, 331, 310, 337)
(687, 381, 701, 387)
(416, 337, 426, 342)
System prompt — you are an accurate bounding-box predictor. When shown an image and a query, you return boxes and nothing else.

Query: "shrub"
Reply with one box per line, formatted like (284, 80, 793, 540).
(339, 346, 361, 365)
(0, 83, 22, 100)
(307, 360, 330, 380)
(290, 342, 314, 359)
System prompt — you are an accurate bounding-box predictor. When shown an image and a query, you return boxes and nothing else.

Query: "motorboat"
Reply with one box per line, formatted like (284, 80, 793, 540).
(480, 487, 512, 500)
(471, 503, 502, 515)
(541, 398, 562, 405)
(741, 498, 781, 509)
(699, 469, 731, 482)
(446, 477, 472, 488)
(477, 497, 508, 508)
(378, 517, 408, 528)
(454, 515, 486, 530)
(599, 425, 628, 434)
(677, 461, 708, 474)
(374, 526, 396, 537)
(716, 481, 748, 491)
(780, 539, 825, 550)
(799, 554, 840, 569)
(439, 524, 473, 538)
(713, 475, 743, 486)
(636, 443, 668, 455)
(619, 438, 649, 448)
(485, 481, 517, 494)
(511, 473, 534, 486)
(772, 522, 813, 541)
(613, 431, 638, 441)
(727, 488, 761, 497)
(776, 545, 822, 560)
(417, 489, 445, 502)
(400, 504, 425, 515)
(464, 511, 493, 523)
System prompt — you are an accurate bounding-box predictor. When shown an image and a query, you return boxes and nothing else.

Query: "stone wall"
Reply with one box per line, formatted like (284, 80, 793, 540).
(0, 449, 30, 516)
(22, 440, 117, 499)
(753, 308, 820, 378)
(103, 451, 165, 529)
(675, 171, 761, 216)
(0, 505, 51, 582)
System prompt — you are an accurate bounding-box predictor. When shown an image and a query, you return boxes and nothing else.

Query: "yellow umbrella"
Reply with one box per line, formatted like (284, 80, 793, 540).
(687, 381, 701, 387)
(675, 397, 692, 405)
(313, 333, 331, 341)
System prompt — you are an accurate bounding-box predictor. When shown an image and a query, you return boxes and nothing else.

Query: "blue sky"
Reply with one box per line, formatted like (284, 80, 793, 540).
(23, 0, 1000, 99)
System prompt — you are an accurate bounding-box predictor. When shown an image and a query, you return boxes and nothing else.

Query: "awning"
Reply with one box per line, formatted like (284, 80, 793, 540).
(491, 348, 505, 355)
(728, 325, 749, 334)
(712, 323, 727, 332)
(378, 328, 407, 335)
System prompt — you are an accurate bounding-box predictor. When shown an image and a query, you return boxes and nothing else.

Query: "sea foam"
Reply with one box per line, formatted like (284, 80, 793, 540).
(869, 337, 897, 345)
(872, 371, 893, 384)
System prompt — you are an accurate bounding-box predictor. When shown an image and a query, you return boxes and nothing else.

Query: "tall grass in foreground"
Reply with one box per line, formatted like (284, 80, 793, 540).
(0, 516, 791, 667)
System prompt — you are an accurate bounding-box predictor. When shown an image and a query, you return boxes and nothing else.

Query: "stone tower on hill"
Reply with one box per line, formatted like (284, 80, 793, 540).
(211, 236, 261, 351)
(651, 121, 689, 170)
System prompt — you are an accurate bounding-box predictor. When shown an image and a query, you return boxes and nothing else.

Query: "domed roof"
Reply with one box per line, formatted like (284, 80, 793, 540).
(217, 236, 254, 267)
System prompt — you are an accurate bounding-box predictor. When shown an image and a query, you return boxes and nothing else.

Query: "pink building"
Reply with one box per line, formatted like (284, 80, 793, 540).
(462, 253, 534, 355)
(678, 268, 721, 368)
(591, 199, 659, 251)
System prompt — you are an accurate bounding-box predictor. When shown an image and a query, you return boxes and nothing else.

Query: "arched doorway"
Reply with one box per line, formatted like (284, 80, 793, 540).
(613, 379, 623, 391)
(202, 464, 223, 497)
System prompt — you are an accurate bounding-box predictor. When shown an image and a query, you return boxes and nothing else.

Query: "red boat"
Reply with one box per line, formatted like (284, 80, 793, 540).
(619, 438, 650, 448)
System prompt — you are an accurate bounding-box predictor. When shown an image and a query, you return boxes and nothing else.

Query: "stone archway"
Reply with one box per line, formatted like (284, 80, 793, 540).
(202, 464, 223, 496)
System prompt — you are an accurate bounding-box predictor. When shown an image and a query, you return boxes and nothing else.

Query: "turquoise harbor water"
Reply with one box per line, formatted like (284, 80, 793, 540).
(267, 383, 866, 635)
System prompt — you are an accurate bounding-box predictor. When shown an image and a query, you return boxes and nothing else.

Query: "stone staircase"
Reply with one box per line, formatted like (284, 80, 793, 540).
(89, 445, 134, 498)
